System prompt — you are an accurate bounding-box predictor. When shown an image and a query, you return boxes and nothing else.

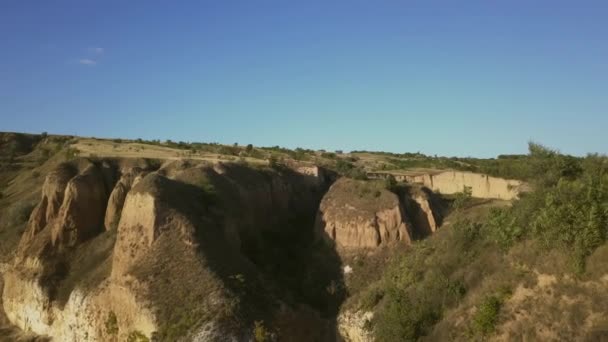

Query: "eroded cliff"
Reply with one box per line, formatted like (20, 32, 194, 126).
(2, 156, 445, 341)
(2, 159, 343, 341)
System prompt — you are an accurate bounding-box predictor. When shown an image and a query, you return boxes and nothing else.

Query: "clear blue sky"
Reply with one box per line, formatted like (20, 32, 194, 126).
(1, 1, 606, 157)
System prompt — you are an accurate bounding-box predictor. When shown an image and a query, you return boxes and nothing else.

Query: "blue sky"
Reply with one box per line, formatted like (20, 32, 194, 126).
(1, 1, 607, 157)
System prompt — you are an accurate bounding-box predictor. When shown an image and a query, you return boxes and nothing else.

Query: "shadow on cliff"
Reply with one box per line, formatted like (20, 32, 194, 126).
(395, 184, 449, 240)
(136, 163, 345, 340)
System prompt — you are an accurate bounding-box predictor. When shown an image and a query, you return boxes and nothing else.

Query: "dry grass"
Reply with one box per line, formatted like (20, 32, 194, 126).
(72, 138, 267, 165)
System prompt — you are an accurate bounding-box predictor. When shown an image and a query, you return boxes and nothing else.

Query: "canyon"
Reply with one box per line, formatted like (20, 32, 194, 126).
(0, 152, 456, 341)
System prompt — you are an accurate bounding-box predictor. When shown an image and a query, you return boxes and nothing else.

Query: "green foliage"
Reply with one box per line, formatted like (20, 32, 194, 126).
(369, 144, 606, 339)
(451, 186, 472, 211)
(64, 147, 80, 160)
(246, 143, 254, 153)
(485, 207, 522, 249)
(335, 159, 367, 180)
(471, 295, 502, 335)
(126, 330, 149, 342)
(384, 175, 397, 192)
(321, 152, 337, 159)
(358, 285, 384, 310)
(374, 220, 478, 341)
(268, 155, 279, 169)
(253, 320, 270, 342)
(482, 144, 607, 273)
(105, 311, 119, 335)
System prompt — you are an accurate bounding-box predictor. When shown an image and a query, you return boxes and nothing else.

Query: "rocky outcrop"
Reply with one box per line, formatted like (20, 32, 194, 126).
(401, 186, 443, 239)
(316, 178, 412, 250)
(3, 159, 339, 341)
(405, 171, 521, 199)
(19, 164, 76, 247)
(413, 193, 437, 233)
(369, 170, 523, 200)
(104, 168, 144, 231)
(51, 164, 109, 248)
(111, 174, 169, 278)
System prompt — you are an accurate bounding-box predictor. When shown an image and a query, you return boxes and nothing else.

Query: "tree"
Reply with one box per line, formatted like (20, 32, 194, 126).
(246, 144, 254, 153)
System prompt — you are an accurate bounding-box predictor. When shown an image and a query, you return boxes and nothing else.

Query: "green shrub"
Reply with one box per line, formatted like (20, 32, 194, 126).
(471, 295, 502, 335)
(268, 155, 279, 169)
(253, 320, 270, 342)
(384, 175, 397, 192)
(485, 207, 522, 249)
(105, 311, 119, 335)
(452, 186, 472, 210)
(64, 148, 80, 160)
(126, 330, 149, 342)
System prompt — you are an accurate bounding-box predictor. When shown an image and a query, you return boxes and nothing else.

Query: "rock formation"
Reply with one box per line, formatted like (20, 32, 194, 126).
(104, 168, 144, 231)
(368, 170, 523, 200)
(20, 163, 76, 247)
(2, 155, 445, 341)
(50, 164, 108, 248)
(3, 159, 339, 341)
(316, 178, 412, 251)
(316, 179, 443, 253)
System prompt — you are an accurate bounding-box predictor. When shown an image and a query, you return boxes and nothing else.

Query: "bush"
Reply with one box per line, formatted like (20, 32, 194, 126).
(471, 295, 502, 335)
(384, 175, 397, 192)
(268, 155, 279, 169)
(105, 311, 119, 335)
(253, 320, 270, 342)
(64, 148, 80, 160)
(126, 330, 149, 342)
(451, 186, 472, 210)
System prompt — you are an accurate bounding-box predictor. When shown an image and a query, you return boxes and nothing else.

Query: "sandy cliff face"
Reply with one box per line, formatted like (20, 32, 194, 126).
(316, 179, 440, 252)
(51, 164, 108, 248)
(104, 168, 144, 231)
(2, 160, 156, 341)
(403, 171, 521, 200)
(19, 164, 76, 248)
(2, 159, 337, 341)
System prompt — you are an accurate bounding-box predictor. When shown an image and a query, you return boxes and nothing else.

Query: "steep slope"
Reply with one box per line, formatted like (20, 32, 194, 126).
(2, 159, 345, 341)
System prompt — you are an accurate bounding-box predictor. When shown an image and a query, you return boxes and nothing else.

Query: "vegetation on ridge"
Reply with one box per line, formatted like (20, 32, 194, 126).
(365, 142, 608, 341)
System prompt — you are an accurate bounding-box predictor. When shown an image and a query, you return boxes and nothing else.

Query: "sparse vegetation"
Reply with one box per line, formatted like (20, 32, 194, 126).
(451, 186, 472, 210)
(369, 142, 608, 340)
(253, 320, 270, 342)
(470, 293, 504, 336)
(105, 311, 119, 335)
(64, 147, 80, 160)
(126, 330, 149, 342)
(5, 201, 36, 228)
